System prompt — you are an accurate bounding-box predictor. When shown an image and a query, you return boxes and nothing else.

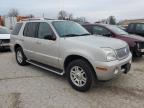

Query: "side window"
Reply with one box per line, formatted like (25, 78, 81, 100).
(23, 23, 29, 36)
(93, 26, 111, 37)
(128, 24, 134, 32)
(12, 23, 23, 35)
(136, 24, 144, 32)
(38, 22, 53, 39)
(23, 22, 39, 37)
(83, 25, 92, 33)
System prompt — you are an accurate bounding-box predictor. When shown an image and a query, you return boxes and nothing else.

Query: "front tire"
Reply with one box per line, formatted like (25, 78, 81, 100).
(15, 47, 28, 66)
(66, 59, 93, 92)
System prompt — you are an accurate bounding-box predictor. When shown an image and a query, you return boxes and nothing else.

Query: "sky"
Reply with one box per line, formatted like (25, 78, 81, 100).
(0, 0, 144, 22)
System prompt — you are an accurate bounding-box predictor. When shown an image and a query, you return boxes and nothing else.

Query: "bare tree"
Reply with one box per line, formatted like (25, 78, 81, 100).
(108, 16, 116, 25)
(68, 13, 73, 20)
(74, 17, 86, 22)
(8, 8, 19, 17)
(57, 10, 68, 20)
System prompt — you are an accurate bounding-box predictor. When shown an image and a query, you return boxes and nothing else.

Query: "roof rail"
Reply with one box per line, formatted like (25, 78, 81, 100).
(44, 18, 55, 20)
(21, 18, 55, 21)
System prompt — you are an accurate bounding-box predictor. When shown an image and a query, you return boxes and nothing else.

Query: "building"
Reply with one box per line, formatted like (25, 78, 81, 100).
(0, 16, 4, 26)
(120, 19, 144, 27)
(3, 16, 29, 29)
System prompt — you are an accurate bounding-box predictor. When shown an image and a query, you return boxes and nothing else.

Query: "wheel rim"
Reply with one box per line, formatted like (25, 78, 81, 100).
(70, 66, 87, 87)
(17, 50, 23, 63)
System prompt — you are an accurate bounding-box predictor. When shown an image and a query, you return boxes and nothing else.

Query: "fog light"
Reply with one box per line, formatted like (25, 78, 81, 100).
(114, 68, 119, 74)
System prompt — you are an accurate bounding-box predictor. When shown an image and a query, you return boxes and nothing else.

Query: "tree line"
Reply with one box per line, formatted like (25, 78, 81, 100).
(6, 8, 116, 25)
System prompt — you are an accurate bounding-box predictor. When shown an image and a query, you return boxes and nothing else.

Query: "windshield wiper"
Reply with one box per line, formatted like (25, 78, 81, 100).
(62, 33, 91, 37)
(62, 34, 80, 37)
(79, 33, 91, 36)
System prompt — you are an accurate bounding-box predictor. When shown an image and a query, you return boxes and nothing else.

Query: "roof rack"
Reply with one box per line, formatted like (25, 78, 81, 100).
(21, 18, 55, 21)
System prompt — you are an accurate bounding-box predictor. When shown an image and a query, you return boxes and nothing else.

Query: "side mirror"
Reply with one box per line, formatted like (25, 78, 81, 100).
(44, 34, 56, 40)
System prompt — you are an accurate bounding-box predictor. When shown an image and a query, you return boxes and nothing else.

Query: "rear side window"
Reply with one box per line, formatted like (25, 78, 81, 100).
(12, 23, 23, 35)
(23, 22, 39, 37)
(127, 24, 135, 33)
(136, 24, 144, 31)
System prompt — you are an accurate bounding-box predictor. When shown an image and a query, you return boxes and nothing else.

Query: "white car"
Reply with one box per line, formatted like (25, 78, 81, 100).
(0, 26, 10, 50)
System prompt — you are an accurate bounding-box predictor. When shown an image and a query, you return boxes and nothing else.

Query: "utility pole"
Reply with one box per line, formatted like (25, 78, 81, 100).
(42, 13, 44, 18)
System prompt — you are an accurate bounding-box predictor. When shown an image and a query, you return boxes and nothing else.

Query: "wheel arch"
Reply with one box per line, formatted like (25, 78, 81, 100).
(14, 44, 22, 52)
(64, 55, 97, 79)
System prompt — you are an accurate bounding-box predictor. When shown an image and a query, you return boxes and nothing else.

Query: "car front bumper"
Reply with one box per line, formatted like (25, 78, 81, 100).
(0, 39, 10, 47)
(138, 49, 144, 54)
(93, 53, 132, 81)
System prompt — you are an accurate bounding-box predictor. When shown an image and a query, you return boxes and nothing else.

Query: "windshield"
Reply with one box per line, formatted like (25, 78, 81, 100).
(52, 21, 90, 37)
(108, 25, 128, 35)
(0, 27, 10, 34)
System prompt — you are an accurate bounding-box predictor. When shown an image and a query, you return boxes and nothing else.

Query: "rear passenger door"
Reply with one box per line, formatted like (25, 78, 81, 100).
(34, 22, 60, 68)
(23, 22, 39, 60)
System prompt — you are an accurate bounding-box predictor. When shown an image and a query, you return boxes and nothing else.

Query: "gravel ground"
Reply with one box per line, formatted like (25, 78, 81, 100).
(0, 51, 144, 108)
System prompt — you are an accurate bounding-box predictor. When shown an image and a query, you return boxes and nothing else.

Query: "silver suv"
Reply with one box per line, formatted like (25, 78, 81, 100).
(10, 19, 132, 92)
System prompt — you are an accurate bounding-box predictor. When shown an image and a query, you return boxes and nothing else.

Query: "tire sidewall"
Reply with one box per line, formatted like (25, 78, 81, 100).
(15, 47, 27, 65)
(66, 59, 93, 92)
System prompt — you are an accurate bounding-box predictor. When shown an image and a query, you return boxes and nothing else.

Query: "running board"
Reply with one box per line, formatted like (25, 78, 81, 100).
(26, 60, 65, 75)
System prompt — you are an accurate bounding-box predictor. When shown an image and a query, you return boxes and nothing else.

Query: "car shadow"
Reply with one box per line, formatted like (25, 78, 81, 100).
(0, 48, 11, 53)
(10, 53, 144, 94)
(132, 56, 144, 63)
(29, 64, 66, 79)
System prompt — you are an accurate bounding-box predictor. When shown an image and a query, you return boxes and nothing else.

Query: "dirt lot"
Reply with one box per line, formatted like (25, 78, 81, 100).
(0, 51, 144, 108)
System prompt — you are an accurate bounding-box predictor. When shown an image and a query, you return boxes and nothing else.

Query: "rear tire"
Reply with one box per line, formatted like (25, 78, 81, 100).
(15, 47, 28, 66)
(132, 50, 142, 57)
(66, 59, 93, 92)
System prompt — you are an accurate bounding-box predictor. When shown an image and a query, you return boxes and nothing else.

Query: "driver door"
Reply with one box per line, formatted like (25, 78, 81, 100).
(34, 22, 60, 68)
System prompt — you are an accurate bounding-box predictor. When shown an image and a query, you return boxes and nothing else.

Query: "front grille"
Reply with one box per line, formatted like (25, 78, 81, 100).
(139, 42, 144, 49)
(1, 39, 10, 44)
(116, 46, 130, 59)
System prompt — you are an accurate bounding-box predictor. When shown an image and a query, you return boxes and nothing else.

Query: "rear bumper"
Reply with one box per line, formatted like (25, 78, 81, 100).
(93, 53, 132, 81)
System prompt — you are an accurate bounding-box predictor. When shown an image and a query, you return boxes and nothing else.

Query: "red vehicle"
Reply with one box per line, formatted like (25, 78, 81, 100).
(82, 24, 144, 57)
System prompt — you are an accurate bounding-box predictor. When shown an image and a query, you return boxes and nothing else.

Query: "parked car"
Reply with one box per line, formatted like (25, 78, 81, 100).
(10, 19, 132, 92)
(126, 23, 144, 37)
(0, 26, 10, 50)
(82, 24, 144, 57)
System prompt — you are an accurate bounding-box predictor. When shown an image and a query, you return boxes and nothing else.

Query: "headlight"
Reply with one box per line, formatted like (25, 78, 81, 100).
(102, 48, 117, 61)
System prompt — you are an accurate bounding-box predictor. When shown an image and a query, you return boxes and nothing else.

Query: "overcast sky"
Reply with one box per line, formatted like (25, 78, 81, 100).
(0, 0, 144, 22)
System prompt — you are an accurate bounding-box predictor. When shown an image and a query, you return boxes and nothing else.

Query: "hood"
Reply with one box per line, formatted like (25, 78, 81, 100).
(122, 34, 144, 42)
(65, 35, 127, 50)
(0, 34, 10, 39)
